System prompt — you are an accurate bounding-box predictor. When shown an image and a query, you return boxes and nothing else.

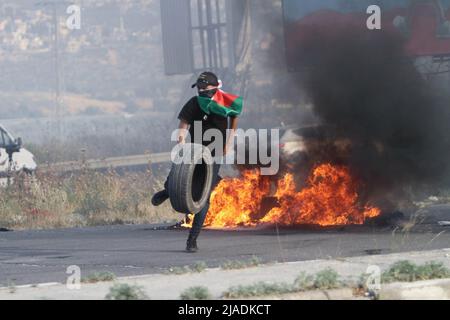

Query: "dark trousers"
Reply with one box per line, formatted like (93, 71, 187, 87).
(164, 164, 221, 240)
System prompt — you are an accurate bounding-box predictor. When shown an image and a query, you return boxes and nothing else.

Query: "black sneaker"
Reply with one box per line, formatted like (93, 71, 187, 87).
(186, 237, 198, 253)
(151, 190, 169, 206)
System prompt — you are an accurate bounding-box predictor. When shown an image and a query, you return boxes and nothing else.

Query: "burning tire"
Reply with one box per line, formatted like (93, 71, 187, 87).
(167, 143, 214, 214)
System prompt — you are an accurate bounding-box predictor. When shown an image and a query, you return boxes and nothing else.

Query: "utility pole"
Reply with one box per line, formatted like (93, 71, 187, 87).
(35, 1, 71, 144)
(52, 2, 62, 140)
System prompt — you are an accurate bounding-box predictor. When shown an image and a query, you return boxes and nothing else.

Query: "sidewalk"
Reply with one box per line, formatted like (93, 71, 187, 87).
(1, 248, 450, 300)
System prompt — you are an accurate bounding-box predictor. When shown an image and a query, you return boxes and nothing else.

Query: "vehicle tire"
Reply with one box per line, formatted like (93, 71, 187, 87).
(167, 143, 214, 214)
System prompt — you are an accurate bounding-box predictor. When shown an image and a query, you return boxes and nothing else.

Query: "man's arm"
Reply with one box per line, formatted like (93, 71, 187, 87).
(178, 120, 189, 144)
(224, 116, 239, 155)
(177, 98, 196, 144)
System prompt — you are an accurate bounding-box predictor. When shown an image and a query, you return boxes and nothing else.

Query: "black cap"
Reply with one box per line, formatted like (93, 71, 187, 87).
(191, 71, 219, 89)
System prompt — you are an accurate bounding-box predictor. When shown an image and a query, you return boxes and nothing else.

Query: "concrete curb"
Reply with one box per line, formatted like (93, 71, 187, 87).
(380, 279, 450, 300)
(1, 248, 450, 300)
(246, 279, 450, 300)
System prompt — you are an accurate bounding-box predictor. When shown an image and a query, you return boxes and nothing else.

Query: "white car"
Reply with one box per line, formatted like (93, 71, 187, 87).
(0, 125, 37, 177)
(279, 124, 353, 165)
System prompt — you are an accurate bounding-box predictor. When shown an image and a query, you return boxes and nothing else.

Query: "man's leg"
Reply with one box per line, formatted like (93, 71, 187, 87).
(151, 175, 170, 206)
(186, 199, 210, 252)
(186, 164, 221, 252)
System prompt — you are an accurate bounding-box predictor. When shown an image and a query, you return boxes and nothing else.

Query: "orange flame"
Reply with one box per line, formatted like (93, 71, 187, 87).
(203, 164, 380, 228)
(204, 170, 271, 227)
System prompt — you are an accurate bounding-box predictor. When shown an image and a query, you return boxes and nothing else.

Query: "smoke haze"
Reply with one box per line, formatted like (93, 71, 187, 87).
(292, 28, 450, 206)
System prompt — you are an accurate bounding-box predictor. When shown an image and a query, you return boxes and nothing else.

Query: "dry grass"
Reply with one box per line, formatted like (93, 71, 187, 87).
(220, 256, 261, 270)
(82, 271, 117, 284)
(382, 260, 450, 283)
(222, 269, 343, 298)
(180, 286, 212, 300)
(165, 262, 208, 275)
(105, 283, 149, 300)
(0, 168, 179, 230)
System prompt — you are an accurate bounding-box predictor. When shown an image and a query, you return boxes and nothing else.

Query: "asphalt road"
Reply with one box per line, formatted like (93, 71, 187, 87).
(1, 221, 450, 286)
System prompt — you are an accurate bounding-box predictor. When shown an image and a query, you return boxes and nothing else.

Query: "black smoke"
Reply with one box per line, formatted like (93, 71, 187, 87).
(291, 28, 450, 207)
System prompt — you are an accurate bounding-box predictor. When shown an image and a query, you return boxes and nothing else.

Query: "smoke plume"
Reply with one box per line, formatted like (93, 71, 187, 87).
(292, 29, 450, 207)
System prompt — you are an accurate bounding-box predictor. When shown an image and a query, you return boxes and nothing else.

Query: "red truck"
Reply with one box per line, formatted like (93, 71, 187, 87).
(285, 0, 450, 68)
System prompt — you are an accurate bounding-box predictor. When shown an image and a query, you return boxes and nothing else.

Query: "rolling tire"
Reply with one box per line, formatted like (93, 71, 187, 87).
(168, 143, 214, 214)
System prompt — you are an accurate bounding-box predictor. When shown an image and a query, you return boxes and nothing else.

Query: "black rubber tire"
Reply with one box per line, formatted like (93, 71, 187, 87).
(167, 143, 214, 214)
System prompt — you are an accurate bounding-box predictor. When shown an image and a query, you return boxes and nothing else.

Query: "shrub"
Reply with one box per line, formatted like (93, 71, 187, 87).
(105, 283, 148, 300)
(180, 286, 211, 300)
(382, 260, 450, 283)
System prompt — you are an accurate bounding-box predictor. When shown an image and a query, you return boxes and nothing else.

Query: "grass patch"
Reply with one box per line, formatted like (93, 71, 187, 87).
(223, 268, 343, 298)
(0, 169, 179, 230)
(293, 272, 315, 289)
(105, 283, 148, 300)
(355, 260, 450, 299)
(82, 271, 116, 284)
(223, 282, 294, 298)
(165, 262, 208, 275)
(191, 261, 208, 273)
(165, 266, 192, 275)
(180, 286, 212, 300)
(220, 256, 261, 270)
(313, 268, 341, 290)
(382, 260, 450, 283)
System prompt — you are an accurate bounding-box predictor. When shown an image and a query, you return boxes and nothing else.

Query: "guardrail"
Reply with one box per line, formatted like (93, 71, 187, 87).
(38, 152, 172, 173)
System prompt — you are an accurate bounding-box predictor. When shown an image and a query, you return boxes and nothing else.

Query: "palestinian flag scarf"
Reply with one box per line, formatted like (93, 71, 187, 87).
(197, 90, 243, 118)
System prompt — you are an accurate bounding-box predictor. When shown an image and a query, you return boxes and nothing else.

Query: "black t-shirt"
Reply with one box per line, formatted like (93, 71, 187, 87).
(178, 97, 230, 147)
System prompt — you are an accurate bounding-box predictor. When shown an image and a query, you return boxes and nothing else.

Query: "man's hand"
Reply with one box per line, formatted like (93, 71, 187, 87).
(178, 120, 189, 145)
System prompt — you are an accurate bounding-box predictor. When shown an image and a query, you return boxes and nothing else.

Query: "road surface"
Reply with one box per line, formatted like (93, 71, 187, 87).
(1, 222, 449, 286)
